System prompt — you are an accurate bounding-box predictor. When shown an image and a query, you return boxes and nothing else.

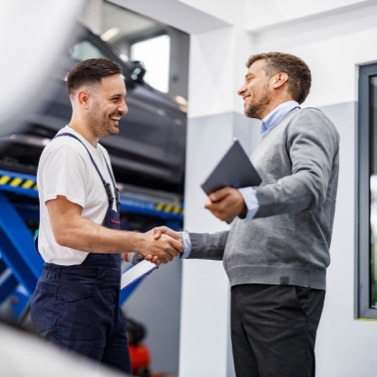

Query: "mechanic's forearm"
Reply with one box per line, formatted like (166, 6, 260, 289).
(53, 217, 142, 254)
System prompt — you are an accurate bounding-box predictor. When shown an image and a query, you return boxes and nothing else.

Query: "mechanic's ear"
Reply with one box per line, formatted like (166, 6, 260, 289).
(77, 89, 91, 108)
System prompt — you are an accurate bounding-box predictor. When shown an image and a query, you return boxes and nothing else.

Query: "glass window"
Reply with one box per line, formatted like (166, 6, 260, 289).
(130, 34, 171, 93)
(358, 63, 377, 318)
(71, 40, 107, 61)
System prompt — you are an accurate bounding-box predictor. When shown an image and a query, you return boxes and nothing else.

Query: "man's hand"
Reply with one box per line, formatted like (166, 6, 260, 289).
(152, 226, 183, 242)
(204, 187, 246, 222)
(138, 227, 183, 265)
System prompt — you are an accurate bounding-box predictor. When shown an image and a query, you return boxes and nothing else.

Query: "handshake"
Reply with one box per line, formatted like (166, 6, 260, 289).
(126, 226, 183, 265)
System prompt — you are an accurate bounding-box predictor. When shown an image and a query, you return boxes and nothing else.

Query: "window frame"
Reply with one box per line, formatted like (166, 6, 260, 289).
(357, 62, 377, 319)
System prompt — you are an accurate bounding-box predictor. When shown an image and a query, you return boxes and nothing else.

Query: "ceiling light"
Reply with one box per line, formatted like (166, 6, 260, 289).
(101, 27, 120, 41)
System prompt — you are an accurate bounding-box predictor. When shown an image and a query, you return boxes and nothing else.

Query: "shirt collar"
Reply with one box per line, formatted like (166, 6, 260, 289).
(260, 101, 300, 136)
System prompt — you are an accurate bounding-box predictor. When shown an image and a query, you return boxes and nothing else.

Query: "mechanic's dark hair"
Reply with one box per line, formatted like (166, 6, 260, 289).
(246, 52, 311, 104)
(66, 58, 123, 95)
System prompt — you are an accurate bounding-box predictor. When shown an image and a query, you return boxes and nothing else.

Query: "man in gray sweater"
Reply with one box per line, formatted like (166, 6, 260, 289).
(162, 52, 339, 377)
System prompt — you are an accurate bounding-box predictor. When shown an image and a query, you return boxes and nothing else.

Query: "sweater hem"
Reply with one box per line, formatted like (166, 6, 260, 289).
(226, 265, 326, 290)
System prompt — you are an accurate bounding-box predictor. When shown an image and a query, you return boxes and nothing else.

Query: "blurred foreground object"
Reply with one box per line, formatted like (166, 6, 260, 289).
(0, 321, 131, 376)
(0, 19, 187, 195)
(0, 0, 85, 136)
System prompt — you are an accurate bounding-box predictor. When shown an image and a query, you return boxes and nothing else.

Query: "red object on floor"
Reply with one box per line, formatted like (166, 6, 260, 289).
(129, 343, 151, 375)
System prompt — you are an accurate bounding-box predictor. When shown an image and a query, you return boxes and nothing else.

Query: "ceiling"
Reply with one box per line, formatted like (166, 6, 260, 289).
(102, 2, 165, 43)
(104, 0, 377, 38)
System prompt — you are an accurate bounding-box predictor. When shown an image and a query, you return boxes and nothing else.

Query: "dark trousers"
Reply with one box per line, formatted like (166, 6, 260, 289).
(30, 254, 131, 375)
(231, 284, 325, 377)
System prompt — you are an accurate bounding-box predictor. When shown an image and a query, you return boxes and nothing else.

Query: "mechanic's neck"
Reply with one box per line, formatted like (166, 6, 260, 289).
(68, 121, 99, 148)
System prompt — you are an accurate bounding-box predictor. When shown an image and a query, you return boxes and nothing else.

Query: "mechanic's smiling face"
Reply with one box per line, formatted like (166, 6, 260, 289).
(87, 74, 128, 138)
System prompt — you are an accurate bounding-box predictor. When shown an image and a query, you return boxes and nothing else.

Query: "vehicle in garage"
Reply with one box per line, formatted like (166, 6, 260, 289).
(0, 22, 187, 198)
(0, 21, 186, 328)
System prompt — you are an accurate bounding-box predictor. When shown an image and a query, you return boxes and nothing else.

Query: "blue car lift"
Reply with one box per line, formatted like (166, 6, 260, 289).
(0, 169, 183, 324)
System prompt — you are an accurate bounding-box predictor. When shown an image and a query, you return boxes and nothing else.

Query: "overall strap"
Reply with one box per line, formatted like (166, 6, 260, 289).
(55, 132, 116, 204)
(101, 153, 120, 206)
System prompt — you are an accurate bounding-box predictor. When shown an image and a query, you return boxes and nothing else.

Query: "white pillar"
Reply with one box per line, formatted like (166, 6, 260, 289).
(179, 26, 255, 377)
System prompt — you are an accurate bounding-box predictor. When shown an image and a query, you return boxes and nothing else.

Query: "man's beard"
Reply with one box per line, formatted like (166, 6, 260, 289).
(244, 93, 270, 120)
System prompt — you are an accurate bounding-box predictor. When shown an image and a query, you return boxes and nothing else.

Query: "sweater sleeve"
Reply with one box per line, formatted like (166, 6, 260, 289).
(254, 108, 340, 218)
(188, 231, 229, 260)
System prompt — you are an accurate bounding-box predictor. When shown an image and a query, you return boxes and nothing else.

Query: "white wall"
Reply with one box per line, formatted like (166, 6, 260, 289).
(251, 1, 377, 108)
(314, 101, 371, 377)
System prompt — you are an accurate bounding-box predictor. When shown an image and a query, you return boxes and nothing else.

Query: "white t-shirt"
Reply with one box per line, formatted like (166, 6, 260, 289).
(37, 126, 118, 265)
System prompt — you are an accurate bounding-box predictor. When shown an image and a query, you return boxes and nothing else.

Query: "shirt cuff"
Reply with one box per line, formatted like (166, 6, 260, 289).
(180, 231, 192, 259)
(238, 187, 259, 220)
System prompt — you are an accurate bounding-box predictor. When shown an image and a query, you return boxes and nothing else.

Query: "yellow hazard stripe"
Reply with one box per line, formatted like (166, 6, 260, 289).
(10, 177, 22, 187)
(22, 180, 36, 189)
(0, 175, 11, 185)
(155, 202, 184, 215)
(0, 174, 38, 190)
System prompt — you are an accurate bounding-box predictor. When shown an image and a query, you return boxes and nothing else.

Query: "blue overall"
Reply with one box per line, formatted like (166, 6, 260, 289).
(30, 133, 131, 374)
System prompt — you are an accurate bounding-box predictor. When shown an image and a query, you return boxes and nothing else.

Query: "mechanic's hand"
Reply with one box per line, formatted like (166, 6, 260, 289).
(152, 226, 183, 242)
(139, 227, 183, 264)
(204, 187, 246, 222)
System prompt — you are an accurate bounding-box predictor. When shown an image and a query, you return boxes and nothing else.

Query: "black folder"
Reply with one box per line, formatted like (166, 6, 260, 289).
(201, 139, 261, 195)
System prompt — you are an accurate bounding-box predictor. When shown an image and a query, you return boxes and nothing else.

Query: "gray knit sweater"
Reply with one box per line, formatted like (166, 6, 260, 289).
(188, 107, 339, 290)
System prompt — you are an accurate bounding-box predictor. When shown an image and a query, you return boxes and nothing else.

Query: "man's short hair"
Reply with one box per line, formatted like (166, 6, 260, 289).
(246, 52, 311, 104)
(66, 58, 123, 95)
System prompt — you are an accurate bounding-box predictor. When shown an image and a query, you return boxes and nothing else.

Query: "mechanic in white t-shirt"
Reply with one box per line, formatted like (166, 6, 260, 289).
(30, 58, 183, 375)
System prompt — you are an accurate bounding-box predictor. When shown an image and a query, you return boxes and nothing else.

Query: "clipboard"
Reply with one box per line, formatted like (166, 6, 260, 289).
(201, 139, 261, 195)
(121, 259, 158, 290)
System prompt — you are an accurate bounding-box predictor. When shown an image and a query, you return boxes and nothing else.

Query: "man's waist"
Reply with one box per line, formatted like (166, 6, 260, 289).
(225, 264, 326, 290)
